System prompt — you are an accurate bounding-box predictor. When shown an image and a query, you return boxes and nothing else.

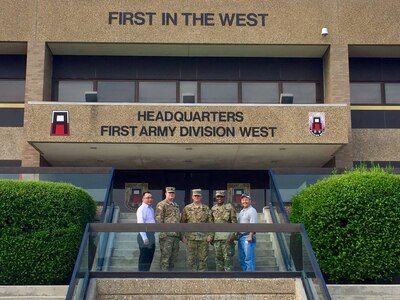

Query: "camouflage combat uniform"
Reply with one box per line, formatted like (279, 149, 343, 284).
(155, 199, 181, 271)
(181, 203, 212, 271)
(211, 202, 237, 271)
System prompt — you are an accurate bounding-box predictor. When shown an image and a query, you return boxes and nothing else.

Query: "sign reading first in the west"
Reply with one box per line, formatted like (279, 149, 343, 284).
(108, 11, 268, 27)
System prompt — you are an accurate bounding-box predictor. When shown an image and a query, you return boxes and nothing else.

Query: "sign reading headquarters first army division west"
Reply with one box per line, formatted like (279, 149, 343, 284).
(26, 104, 349, 145)
(100, 110, 276, 138)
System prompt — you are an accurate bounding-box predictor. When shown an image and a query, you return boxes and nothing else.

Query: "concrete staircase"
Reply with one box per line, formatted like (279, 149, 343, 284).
(106, 212, 279, 272)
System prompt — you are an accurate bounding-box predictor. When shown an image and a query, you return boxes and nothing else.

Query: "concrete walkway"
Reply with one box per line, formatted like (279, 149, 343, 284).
(0, 285, 68, 300)
(327, 284, 400, 300)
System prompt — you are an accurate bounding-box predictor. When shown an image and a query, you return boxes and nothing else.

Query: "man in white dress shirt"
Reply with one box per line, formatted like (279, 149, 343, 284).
(136, 191, 156, 271)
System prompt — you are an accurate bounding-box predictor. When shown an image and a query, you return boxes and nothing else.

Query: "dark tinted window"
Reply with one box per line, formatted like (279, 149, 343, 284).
(0, 80, 25, 102)
(97, 81, 135, 102)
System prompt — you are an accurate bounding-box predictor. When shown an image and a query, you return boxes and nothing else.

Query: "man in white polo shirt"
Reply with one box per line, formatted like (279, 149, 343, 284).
(237, 193, 258, 272)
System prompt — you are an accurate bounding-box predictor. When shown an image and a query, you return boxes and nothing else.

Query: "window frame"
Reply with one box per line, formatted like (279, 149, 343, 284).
(53, 79, 323, 104)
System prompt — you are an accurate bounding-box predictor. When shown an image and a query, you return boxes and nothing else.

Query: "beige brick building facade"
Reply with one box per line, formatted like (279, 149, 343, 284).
(0, 0, 399, 169)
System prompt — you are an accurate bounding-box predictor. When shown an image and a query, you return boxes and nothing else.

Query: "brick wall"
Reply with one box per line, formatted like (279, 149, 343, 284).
(22, 41, 53, 167)
(324, 44, 353, 168)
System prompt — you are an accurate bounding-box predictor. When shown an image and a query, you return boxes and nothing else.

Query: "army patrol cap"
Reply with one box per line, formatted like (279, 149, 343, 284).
(241, 193, 251, 200)
(215, 190, 225, 197)
(192, 188, 202, 196)
(165, 187, 176, 193)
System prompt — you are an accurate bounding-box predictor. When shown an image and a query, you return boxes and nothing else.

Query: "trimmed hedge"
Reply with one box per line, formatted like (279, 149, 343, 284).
(290, 167, 400, 283)
(0, 180, 96, 285)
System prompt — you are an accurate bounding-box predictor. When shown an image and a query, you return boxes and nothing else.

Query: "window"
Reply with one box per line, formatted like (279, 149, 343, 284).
(282, 82, 316, 104)
(0, 80, 25, 103)
(242, 82, 279, 103)
(385, 83, 400, 104)
(201, 82, 238, 103)
(97, 81, 134, 102)
(58, 81, 93, 102)
(350, 83, 381, 104)
(54, 79, 323, 104)
(139, 82, 176, 103)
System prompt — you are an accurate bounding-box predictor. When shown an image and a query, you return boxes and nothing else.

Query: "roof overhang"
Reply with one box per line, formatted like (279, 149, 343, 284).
(33, 142, 342, 169)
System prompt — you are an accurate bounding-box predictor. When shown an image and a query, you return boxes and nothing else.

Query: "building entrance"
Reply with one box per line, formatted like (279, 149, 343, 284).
(113, 169, 269, 213)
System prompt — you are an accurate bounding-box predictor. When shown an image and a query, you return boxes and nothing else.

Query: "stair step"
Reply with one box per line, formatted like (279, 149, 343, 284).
(106, 265, 280, 272)
(108, 262, 279, 272)
(119, 212, 136, 219)
(118, 218, 137, 223)
(111, 248, 275, 258)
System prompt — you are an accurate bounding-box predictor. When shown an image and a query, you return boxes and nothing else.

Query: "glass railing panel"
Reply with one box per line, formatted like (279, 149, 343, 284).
(269, 184, 288, 224)
(272, 173, 332, 203)
(88, 223, 301, 273)
(0, 174, 19, 179)
(94, 231, 286, 273)
(281, 230, 331, 300)
(66, 228, 91, 300)
(94, 231, 285, 273)
(67, 231, 98, 300)
(99, 170, 115, 223)
(68, 223, 330, 299)
(0, 168, 113, 204)
(38, 173, 110, 203)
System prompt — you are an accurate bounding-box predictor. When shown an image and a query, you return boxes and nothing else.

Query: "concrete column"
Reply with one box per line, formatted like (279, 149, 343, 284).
(22, 41, 53, 167)
(323, 44, 353, 168)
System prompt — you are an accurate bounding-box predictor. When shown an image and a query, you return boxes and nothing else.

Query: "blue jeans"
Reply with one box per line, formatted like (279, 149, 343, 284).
(238, 235, 256, 271)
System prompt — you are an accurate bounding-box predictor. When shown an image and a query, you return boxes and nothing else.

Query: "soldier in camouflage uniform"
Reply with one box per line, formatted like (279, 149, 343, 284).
(155, 187, 181, 271)
(211, 190, 237, 271)
(181, 189, 213, 272)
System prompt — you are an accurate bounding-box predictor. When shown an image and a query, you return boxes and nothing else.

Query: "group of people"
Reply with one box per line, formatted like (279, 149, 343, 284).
(136, 187, 258, 272)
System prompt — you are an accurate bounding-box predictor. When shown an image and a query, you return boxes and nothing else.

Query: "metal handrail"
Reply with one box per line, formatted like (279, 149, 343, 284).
(300, 224, 332, 300)
(99, 168, 115, 223)
(66, 168, 115, 300)
(65, 224, 90, 300)
(268, 169, 331, 300)
(268, 171, 293, 272)
(90, 222, 302, 232)
(269, 169, 290, 223)
(66, 222, 331, 299)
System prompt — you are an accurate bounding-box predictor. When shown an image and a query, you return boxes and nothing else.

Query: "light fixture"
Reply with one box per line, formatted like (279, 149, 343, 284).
(321, 27, 329, 36)
(85, 91, 98, 102)
(280, 93, 294, 104)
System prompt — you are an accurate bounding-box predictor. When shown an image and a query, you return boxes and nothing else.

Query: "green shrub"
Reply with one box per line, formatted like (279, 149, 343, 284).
(290, 167, 400, 283)
(0, 180, 96, 285)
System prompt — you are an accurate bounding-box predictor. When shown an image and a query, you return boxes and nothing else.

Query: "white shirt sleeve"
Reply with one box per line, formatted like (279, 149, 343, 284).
(250, 207, 258, 224)
(136, 205, 148, 241)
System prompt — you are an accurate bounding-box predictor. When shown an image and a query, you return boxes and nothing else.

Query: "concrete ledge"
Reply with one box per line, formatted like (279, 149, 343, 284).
(0, 286, 68, 297)
(96, 278, 296, 295)
(99, 295, 296, 300)
(328, 284, 400, 300)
